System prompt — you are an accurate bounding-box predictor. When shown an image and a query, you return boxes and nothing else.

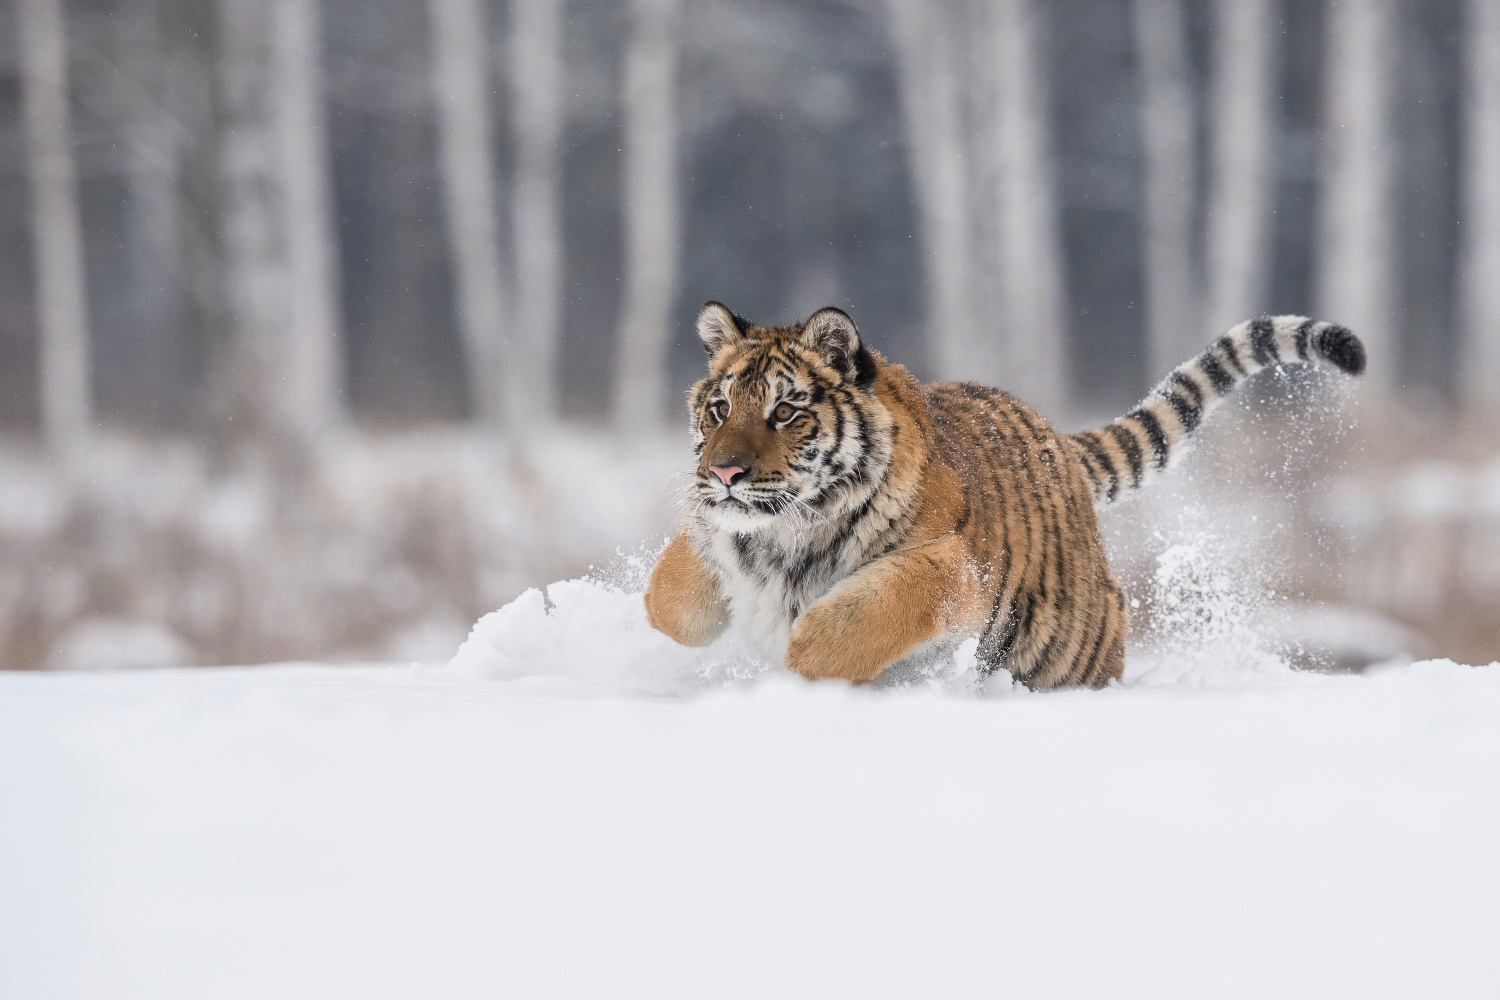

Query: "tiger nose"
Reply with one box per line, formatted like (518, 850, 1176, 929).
(709, 464, 749, 486)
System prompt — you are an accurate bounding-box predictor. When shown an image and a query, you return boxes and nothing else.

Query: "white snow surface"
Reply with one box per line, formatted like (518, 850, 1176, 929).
(4, 575, 1500, 998)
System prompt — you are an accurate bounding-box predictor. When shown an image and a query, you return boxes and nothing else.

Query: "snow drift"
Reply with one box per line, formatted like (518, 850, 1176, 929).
(6, 512, 1500, 998)
(3, 650, 1498, 999)
(445, 525, 1375, 696)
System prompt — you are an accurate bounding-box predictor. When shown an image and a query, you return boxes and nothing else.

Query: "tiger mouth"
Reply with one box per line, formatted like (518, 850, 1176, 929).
(702, 489, 783, 517)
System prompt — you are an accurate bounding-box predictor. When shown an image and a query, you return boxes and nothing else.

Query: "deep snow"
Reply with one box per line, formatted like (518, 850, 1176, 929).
(3, 574, 1500, 998)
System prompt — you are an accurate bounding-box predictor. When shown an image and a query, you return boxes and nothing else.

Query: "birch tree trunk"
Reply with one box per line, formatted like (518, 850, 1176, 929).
(993, 0, 1069, 417)
(121, 4, 185, 368)
(1135, 0, 1200, 380)
(1204, 0, 1277, 337)
(887, 0, 975, 382)
(430, 0, 510, 425)
(963, 1, 1005, 387)
(217, 0, 343, 444)
(273, 0, 343, 438)
(18, 0, 92, 450)
(510, 0, 564, 424)
(614, 0, 683, 431)
(1318, 0, 1396, 392)
(1461, 0, 1500, 414)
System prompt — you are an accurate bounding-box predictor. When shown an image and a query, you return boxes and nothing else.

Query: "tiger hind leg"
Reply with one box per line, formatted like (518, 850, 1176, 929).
(979, 584, 1127, 691)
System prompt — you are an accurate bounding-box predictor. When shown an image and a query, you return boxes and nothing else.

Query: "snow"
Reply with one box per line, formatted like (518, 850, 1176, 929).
(4, 574, 1500, 998)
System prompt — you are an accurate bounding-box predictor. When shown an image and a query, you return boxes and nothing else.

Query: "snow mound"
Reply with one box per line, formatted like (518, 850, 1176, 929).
(446, 516, 1362, 694)
(447, 565, 1313, 695)
(447, 578, 770, 695)
(446, 548, 1034, 695)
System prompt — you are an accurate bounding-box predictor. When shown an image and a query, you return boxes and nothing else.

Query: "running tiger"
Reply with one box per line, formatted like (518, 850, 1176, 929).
(644, 303, 1365, 689)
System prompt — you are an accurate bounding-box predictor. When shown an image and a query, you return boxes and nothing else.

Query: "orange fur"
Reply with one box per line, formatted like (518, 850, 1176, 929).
(645, 303, 1127, 688)
(644, 533, 729, 647)
(785, 532, 984, 682)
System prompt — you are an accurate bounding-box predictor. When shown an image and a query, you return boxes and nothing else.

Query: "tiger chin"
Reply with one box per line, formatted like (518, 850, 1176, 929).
(644, 301, 1365, 690)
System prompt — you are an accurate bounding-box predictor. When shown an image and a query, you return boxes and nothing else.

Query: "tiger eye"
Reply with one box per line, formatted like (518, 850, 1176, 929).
(774, 403, 796, 423)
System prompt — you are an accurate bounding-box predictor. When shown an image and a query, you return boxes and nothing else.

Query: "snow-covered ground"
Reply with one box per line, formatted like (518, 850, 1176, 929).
(4, 574, 1499, 998)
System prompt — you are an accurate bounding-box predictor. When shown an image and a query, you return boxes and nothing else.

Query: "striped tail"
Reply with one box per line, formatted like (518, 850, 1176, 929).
(1066, 316, 1365, 506)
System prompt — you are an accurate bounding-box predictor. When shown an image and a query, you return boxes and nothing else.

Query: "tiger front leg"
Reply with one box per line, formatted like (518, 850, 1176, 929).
(645, 533, 730, 647)
(785, 534, 982, 683)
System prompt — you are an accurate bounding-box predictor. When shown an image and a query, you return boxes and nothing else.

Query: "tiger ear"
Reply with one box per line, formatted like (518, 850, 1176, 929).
(697, 301, 747, 355)
(800, 307, 861, 377)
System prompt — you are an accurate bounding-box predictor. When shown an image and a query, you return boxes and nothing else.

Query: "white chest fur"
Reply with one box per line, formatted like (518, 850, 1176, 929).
(700, 525, 964, 680)
(701, 526, 846, 667)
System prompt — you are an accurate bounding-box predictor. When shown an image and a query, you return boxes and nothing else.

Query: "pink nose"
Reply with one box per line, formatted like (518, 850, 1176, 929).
(709, 465, 745, 486)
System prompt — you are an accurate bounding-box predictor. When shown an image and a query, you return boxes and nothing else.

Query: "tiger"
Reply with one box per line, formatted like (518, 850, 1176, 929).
(643, 301, 1365, 689)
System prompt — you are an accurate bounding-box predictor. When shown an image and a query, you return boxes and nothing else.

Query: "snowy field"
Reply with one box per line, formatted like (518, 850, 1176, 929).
(4, 575, 1500, 999)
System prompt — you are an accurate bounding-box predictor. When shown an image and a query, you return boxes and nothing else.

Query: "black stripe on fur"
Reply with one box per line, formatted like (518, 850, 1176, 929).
(1129, 409, 1170, 470)
(1106, 423, 1144, 488)
(1074, 432, 1119, 502)
(1250, 317, 1277, 367)
(1169, 370, 1204, 407)
(1164, 388, 1201, 433)
(1199, 353, 1234, 394)
(1294, 318, 1316, 361)
(1316, 324, 1366, 375)
(1217, 335, 1248, 377)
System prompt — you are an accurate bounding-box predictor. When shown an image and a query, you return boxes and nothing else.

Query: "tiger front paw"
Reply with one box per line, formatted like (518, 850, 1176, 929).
(785, 603, 883, 683)
(644, 534, 729, 647)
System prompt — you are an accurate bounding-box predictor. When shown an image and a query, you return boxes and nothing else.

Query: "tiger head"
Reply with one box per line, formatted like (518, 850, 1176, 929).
(686, 302, 894, 534)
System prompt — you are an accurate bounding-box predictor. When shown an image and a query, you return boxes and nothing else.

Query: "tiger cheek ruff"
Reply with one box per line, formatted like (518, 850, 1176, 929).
(643, 301, 1365, 690)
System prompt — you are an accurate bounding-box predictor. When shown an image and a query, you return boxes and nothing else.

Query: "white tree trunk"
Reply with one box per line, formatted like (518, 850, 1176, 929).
(430, 0, 510, 425)
(1317, 0, 1396, 391)
(274, 0, 343, 437)
(993, 0, 1069, 416)
(962, 0, 1005, 385)
(217, 0, 343, 444)
(1204, 0, 1277, 337)
(614, 0, 683, 431)
(17, 0, 92, 450)
(510, 0, 564, 424)
(887, 0, 975, 382)
(1461, 0, 1500, 414)
(1135, 0, 1200, 379)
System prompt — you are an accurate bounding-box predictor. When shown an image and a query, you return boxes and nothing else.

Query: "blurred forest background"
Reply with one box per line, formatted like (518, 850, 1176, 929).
(1, 0, 1499, 670)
